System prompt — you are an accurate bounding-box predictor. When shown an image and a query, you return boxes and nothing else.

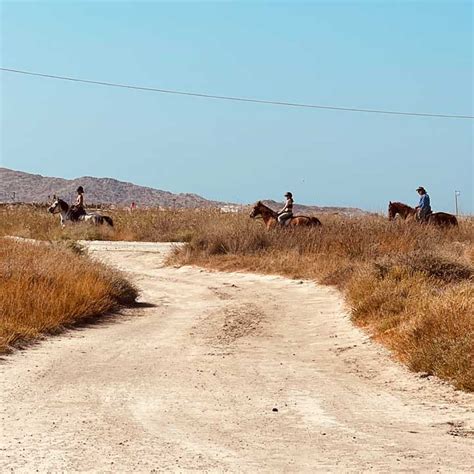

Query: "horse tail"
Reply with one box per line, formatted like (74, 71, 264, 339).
(450, 215, 458, 226)
(103, 216, 114, 227)
(310, 216, 322, 226)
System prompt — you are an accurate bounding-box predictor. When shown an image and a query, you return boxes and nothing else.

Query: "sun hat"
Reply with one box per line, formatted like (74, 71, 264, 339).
(416, 186, 426, 192)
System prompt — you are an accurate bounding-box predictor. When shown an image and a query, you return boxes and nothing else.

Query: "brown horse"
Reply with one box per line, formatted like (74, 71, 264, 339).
(388, 201, 417, 221)
(388, 201, 458, 226)
(427, 212, 458, 226)
(250, 201, 322, 229)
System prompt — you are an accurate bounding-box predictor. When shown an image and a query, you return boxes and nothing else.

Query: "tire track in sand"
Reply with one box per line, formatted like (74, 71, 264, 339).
(0, 241, 473, 472)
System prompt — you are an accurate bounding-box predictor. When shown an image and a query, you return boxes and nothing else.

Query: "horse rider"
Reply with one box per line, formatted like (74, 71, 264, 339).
(415, 186, 432, 222)
(278, 192, 294, 226)
(67, 186, 87, 221)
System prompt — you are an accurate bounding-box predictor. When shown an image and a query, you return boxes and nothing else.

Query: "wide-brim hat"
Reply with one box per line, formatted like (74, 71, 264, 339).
(416, 186, 425, 192)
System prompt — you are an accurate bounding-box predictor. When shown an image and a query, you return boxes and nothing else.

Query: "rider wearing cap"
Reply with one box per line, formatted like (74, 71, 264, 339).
(415, 186, 432, 222)
(278, 192, 294, 226)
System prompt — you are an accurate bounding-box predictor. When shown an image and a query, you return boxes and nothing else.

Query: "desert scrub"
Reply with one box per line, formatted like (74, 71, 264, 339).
(171, 212, 474, 391)
(2, 204, 473, 390)
(0, 238, 138, 352)
(0, 204, 216, 242)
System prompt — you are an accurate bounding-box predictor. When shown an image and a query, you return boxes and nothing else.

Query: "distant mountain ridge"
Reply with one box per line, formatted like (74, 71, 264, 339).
(0, 167, 225, 208)
(0, 167, 365, 215)
(261, 200, 365, 216)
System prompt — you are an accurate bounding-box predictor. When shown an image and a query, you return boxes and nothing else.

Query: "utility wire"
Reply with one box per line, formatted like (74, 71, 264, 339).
(1, 67, 472, 120)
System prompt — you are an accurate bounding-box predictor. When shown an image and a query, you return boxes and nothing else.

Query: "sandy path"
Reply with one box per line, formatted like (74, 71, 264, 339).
(1, 241, 473, 472)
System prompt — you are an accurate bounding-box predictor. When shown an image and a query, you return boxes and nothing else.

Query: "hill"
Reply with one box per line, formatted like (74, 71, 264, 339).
(0, 168, 225, 208)
(0, 167, 365, 214)
(261, 200, 366, 217)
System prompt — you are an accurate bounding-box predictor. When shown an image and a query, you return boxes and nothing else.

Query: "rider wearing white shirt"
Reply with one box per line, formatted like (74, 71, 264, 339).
(278, 192, 294, 225)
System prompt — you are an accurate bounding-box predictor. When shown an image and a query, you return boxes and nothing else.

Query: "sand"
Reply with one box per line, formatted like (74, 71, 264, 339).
(1, 241, 473, 472)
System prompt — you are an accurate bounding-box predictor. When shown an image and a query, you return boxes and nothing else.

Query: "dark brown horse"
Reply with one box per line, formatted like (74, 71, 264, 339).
(388, 201, 458, 226)
(250, 201, 322, 229)
(388, 201, 417, 221)
(427, 212, 458, 226)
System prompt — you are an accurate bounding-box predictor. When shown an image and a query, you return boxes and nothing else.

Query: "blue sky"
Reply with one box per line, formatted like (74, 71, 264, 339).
(1, 1, 472, 212)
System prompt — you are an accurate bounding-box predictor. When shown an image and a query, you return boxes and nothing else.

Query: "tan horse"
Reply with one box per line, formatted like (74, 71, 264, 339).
(250, 201, 322, 229)
(388, 201, 458, 226)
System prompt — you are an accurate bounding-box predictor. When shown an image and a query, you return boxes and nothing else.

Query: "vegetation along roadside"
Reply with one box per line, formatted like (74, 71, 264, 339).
(0, 238, 138, 353)
(1, 205, 472, 391)
(169, 212, 474, 392)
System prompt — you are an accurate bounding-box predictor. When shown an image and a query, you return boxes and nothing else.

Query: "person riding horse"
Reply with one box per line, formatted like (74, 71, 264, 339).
(415, 186, 432, 222)
(278, 192, 294, 226)
(67, 186, 87, 221)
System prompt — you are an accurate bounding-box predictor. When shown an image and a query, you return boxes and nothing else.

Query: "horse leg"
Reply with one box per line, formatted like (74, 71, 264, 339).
(102, 216, 114, 227)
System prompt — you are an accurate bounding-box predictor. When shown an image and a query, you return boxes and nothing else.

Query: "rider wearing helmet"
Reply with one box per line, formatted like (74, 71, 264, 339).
(278, 192, 294, 226)
(415, 186, 432, 222)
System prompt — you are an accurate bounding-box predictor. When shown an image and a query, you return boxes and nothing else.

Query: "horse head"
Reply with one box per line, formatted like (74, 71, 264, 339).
(249, 201, 263, 218)
(388, 201, 396, 220)
(388, 201, 416, 221)
(48, 198, 68, 214)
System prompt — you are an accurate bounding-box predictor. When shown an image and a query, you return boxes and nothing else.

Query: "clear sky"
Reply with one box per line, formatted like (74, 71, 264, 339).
(1, 1, 472, 212)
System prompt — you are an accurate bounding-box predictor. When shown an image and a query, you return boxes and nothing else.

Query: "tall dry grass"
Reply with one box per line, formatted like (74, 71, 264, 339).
(0, 238, 138, 352)
(169, 213, 473, 391)
(0, 204, 213, 242)
(1, 204, 473, 390)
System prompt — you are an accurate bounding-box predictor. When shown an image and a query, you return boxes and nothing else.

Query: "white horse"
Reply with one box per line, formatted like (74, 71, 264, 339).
(48, 198, 114, 227)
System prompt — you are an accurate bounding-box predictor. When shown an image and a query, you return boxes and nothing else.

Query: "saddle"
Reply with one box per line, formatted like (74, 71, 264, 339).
(278, 212, 294, 226)
(67, 205, 87, 221)
(417, 209, 432, 222)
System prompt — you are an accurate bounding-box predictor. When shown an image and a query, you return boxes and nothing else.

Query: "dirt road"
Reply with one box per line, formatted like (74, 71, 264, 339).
(1, 241, 473, 472)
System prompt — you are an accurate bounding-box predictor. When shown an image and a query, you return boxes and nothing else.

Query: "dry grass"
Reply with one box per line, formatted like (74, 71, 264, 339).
(0, 238, 138, 352)
(1, 204, 473, 390)
(169, 213, 474, 391)
(0, 204, 211, 242)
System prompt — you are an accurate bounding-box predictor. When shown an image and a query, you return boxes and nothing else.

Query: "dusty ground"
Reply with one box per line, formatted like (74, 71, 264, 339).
(1, 241, 473, 472)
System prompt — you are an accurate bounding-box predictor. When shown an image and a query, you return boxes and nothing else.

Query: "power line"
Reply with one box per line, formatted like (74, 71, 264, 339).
(1, 67, 473, 120)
